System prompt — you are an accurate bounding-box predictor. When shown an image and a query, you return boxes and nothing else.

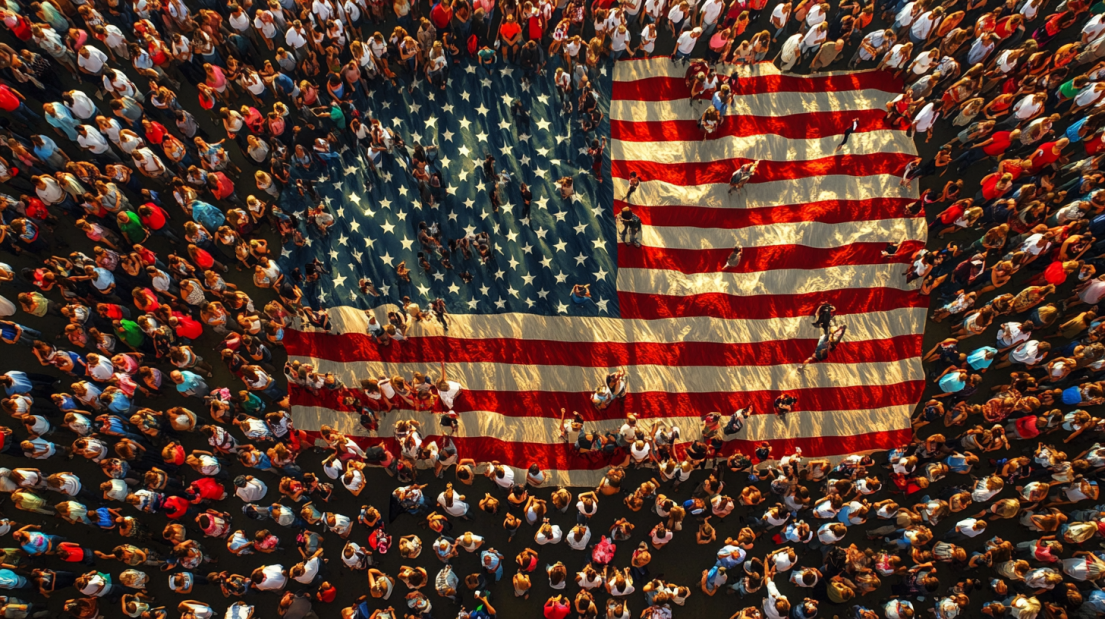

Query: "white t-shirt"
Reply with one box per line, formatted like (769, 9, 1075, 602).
(701, 0, 723, 24)
(256, 565, 287, 590)
(566, 526, 591, 550)
(235, 478, 268, 502)
(675, 31, 697, 54)
(78, 47, 109, 73)
(611, 28, 630, 51)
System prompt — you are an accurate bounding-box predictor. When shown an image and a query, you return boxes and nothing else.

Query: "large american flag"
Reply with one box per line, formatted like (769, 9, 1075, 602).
(283, 59, 926, 486)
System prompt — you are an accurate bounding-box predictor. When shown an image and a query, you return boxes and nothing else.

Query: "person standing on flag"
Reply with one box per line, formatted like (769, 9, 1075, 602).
(835, 117, 861, 152)
(812, 302, 836, 334)
(728, 161, 758, 193)
(618, 207, 643, 247)
(798, 324, 848, 371)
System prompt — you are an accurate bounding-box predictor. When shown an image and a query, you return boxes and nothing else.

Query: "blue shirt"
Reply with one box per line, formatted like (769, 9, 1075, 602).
(108, 393, 131, 415)
(3, 371, 32, 395)
(711, 92, 729, 116)
(944, 454, 971, 474)
(273, 73, 295, 95)
(94, 507, 114, 528)
(176, 371, 206, 396)
(967, 346, 996, 371)
(191, 200, 226, 231)
(938, 372, 965, 393)
(0, 568, 26, 589)
(32, 136, 59, 161)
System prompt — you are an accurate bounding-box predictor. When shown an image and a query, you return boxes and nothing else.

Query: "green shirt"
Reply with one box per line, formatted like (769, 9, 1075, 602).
(329, 105, 346, 130)
(115, 319, 145, 348)
(241, 392, 265, 416)
(1060, 79, 1081, 100)
(118, 211, 146, 244)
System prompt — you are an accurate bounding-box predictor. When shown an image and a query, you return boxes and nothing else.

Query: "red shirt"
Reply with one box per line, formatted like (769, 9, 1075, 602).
(544, 601, 570, 619)
(998, 159, 1024, 181)
(25, 199, 50, 221)
(431, 2, 454, 29)
(1044, 11, 1067, 36)
(136, 246, 158, 266)
(140, 204, 169, 230)
(243, 107, 264, 134)
(317, 586, 337, 603)
(938, 203, 964, 225)
(1030, 142, 1061, 174)
(192, 247, 215, 269)
(145, 122, 167, 145)
(213, 173, 235, 200)
(148, 41, 168, 65)
(1045, 261, 1068, 285)
(981, 175, 1006, 201)
(528, 14, 544, 40)
(162, 495, 190, 519)
(994, 15, 1019, 38)
(174, 314, 204, 340)
(100, 304, 126, 320)
(1015, 415, 1041, 439)
(983, 131, 1013, 156)
(499, 20, 521, 41)
(189, 477, 226, 502)
(57, 543, 91, 562)
(6, 14, 31, 40)
(164, 443, 186, 465)
(0, 86, 20, 112)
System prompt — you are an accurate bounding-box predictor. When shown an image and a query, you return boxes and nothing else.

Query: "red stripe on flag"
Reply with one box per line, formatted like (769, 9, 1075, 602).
(291, 379, 924, 421)
(618, 199, 920, 227)
(611, 71, 902, 101)
(611, 109, 894, 142)
(284, 329, 922, 368)
(611, 152, 918, 185)
(618, 287, 927, 320)
(311, 428, 914, 470)
(618, 241, 925, 274)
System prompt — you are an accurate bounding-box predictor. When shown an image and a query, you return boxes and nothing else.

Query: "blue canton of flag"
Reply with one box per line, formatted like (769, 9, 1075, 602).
(278, 61, 618, 318)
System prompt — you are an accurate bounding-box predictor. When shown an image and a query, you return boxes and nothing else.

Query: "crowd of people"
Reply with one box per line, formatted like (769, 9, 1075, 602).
(0, 0, 1102, 615)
